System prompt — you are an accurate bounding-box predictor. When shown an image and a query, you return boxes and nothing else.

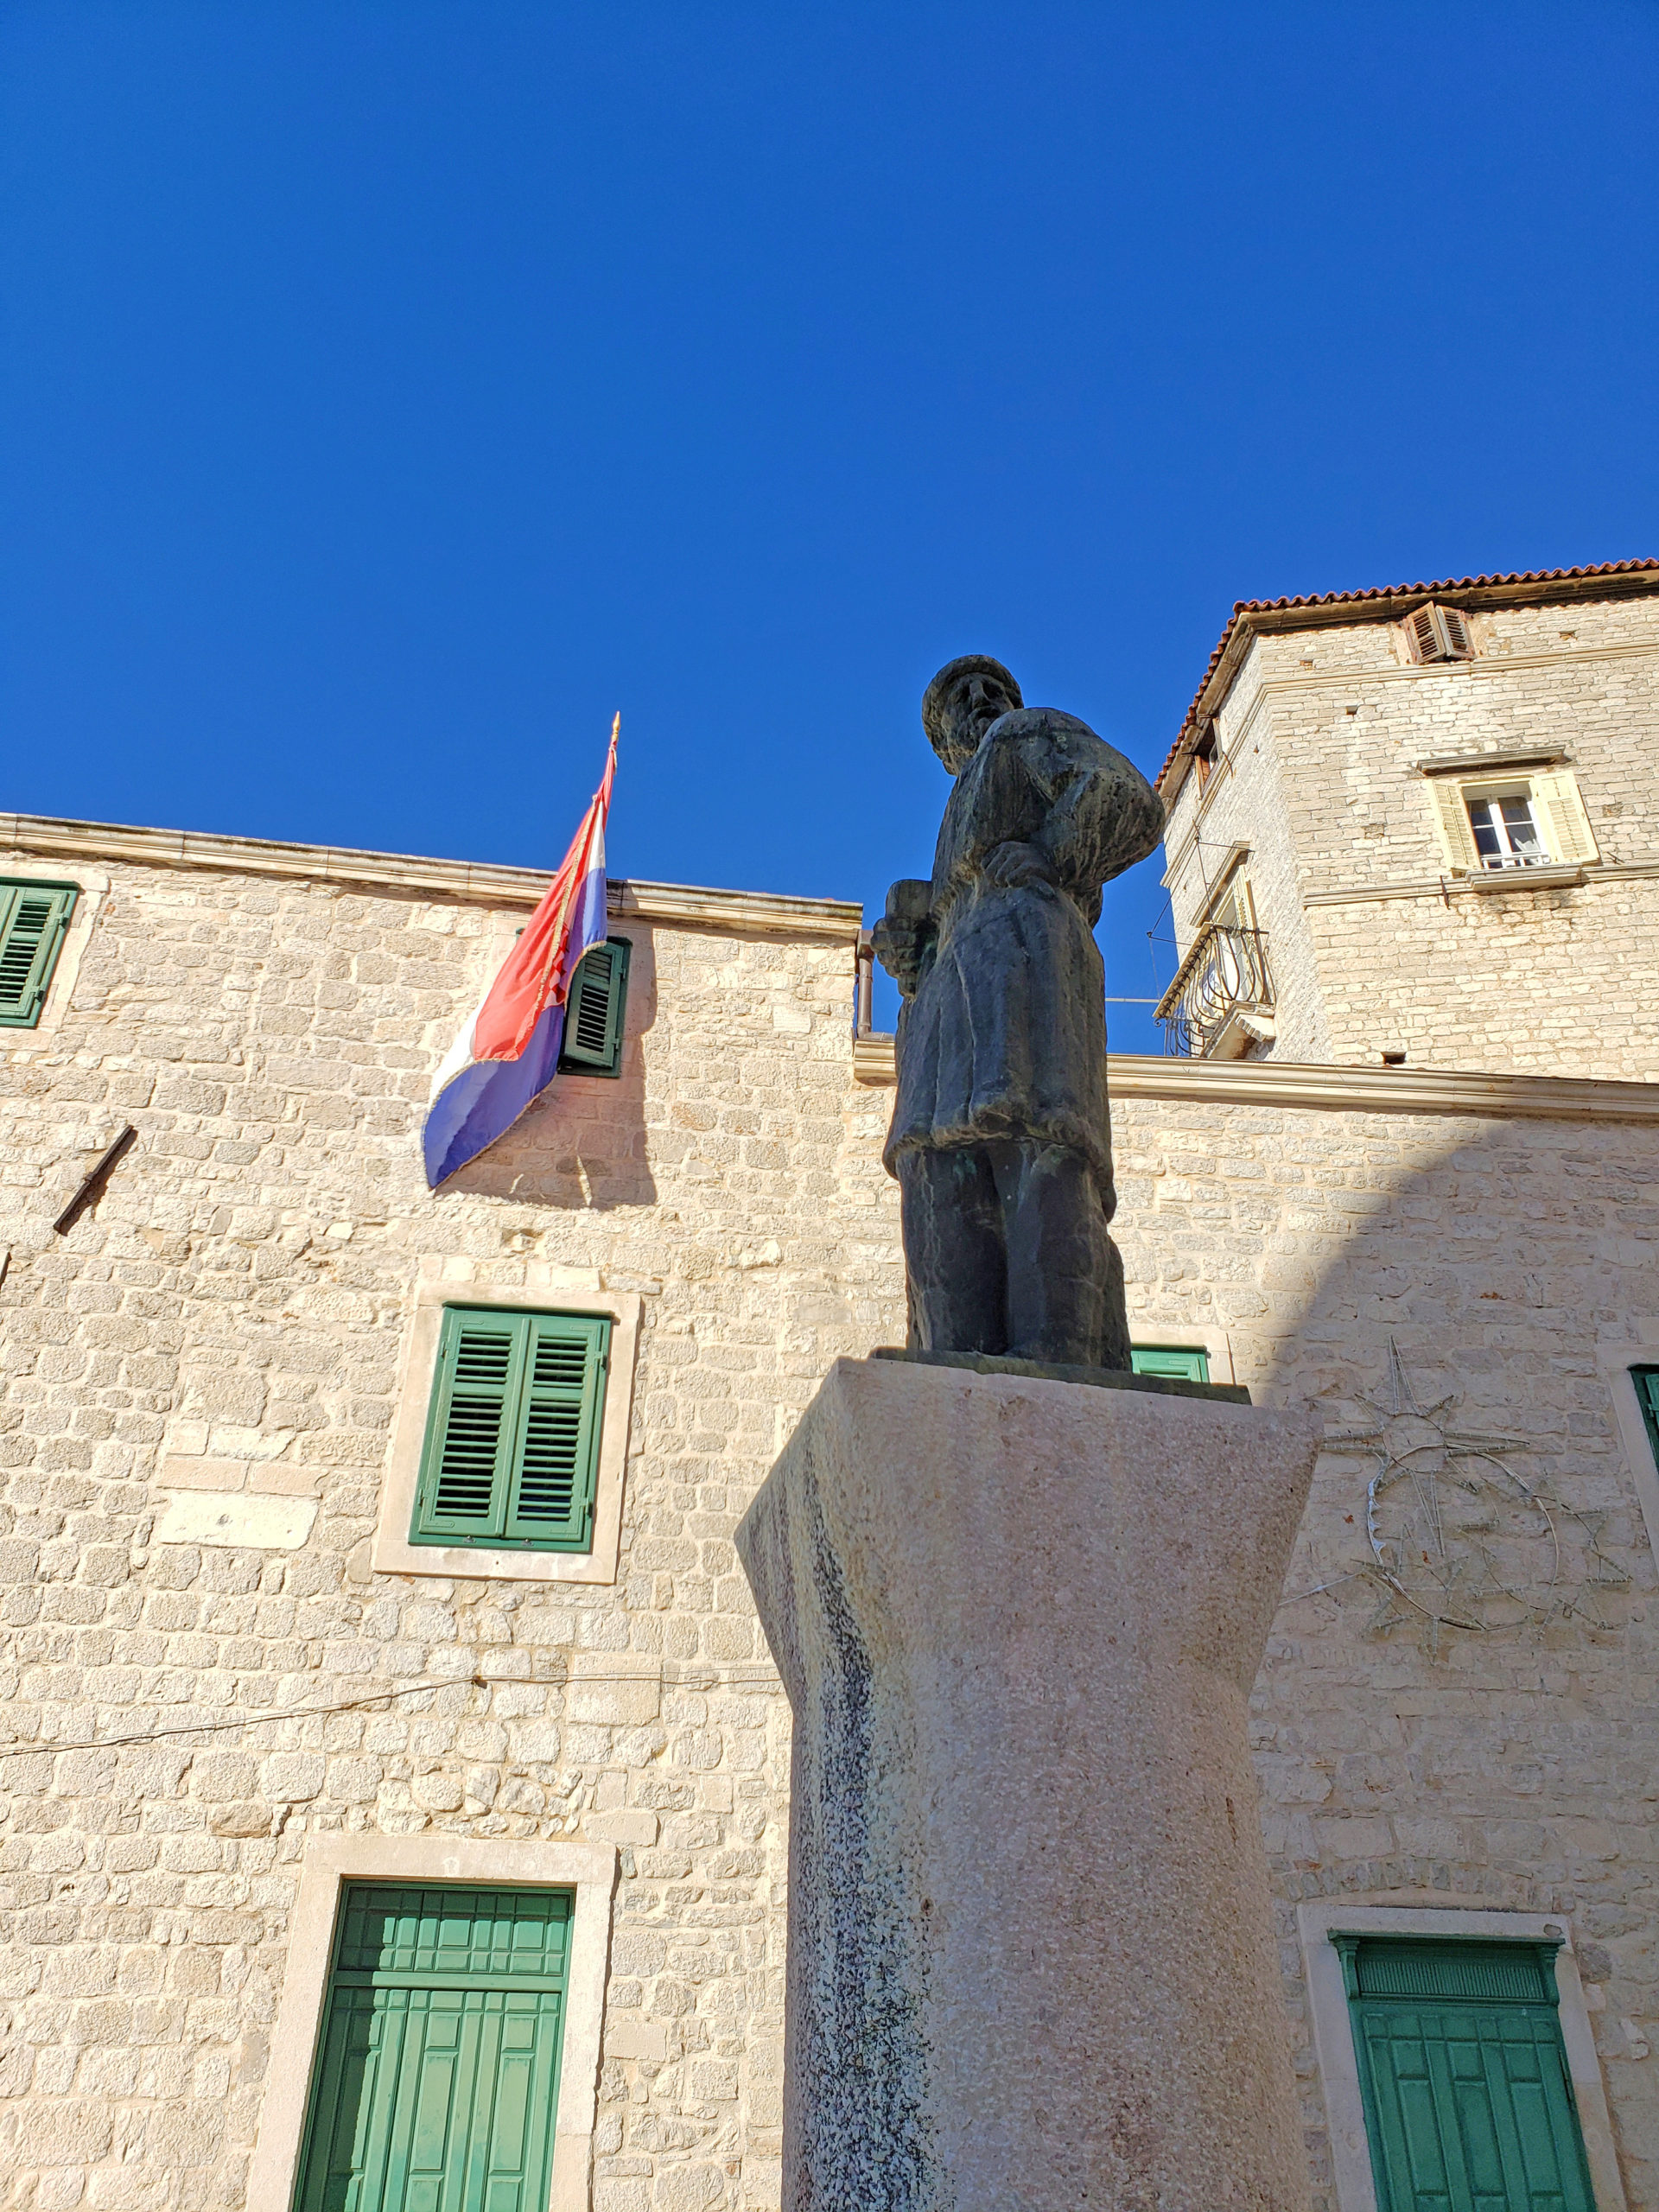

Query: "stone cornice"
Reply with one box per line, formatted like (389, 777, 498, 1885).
(0, 811, 864, 943)
(851, 1037, 1659, 1123)
(1300, 856, 1659, 907)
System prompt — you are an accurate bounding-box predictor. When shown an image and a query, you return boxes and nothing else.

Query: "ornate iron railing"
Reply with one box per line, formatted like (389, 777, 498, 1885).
(1154, 925, 1274, 1058)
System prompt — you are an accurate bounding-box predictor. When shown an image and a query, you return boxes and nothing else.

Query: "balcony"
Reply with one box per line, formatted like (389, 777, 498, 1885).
(1154, 924, 1274, 1059)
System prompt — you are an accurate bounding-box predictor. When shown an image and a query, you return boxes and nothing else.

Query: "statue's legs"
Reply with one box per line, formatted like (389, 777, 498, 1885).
(988, 1139, 1129, 1370)
(897, 1144, 1007, 1356)
(895, 1141, 1131, 1370)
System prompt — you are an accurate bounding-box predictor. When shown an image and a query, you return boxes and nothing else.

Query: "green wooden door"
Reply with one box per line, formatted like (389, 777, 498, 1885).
(1338, 1939, 1594, 2212)
(294, 1884, 571, 2212)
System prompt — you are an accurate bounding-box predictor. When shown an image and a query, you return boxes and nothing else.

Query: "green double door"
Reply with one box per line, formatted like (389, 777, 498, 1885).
(1341, 1938, 1595, 2212)
(295, 1884, 571, 2212)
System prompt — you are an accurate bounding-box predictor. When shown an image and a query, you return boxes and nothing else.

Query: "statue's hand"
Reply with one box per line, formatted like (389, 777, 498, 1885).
(982, 840, 1053, 891)
(872, 880, 935, 997)
(872, 912, 928, 997)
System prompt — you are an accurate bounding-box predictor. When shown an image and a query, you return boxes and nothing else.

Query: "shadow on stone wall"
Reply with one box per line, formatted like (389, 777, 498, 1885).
(1228, 1114, 1659, 2207)
(439, 930, 660, 1210)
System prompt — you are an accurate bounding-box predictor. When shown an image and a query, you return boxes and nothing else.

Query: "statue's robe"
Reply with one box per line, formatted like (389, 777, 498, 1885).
(882, 708, 1164, 1197)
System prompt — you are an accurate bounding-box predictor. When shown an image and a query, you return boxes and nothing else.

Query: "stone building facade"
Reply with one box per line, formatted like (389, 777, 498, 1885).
(1155, 558, 1659, 1074)
(2, 560, 1659, 2212)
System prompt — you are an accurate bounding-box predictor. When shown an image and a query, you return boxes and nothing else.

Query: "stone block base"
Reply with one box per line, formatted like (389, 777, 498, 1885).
(736, 1354, 1321, 2212)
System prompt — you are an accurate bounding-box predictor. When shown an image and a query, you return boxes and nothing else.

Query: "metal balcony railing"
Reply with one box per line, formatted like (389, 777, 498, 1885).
(1154, 925, 1274, 1058)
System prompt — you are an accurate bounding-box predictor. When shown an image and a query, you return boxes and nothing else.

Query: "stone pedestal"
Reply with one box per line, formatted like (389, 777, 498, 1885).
(735, 1355, 1321, 2212)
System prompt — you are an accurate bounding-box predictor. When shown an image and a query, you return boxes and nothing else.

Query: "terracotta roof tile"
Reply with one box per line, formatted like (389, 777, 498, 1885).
(1156, 557, 1659, 792)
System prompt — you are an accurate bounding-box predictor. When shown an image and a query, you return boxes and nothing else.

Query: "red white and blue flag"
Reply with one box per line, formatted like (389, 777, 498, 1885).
(423, 717, 619, 1188)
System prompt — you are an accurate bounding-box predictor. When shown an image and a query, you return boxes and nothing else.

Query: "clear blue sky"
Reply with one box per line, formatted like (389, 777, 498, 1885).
(3, 3, 1656, 1051)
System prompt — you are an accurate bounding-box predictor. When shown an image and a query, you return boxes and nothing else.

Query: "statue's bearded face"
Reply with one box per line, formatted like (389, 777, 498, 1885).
(938, 670, 1019, 772)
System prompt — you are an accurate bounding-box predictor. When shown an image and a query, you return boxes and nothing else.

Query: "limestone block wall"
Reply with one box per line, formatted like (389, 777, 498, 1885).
(1116, 1094, 1659, 2211)
(1160, 635, 1333, 1063)
(2, 827, 1658, 2209)
(0, 843, 900, 2212)
(1162, 588, 1659, 1076)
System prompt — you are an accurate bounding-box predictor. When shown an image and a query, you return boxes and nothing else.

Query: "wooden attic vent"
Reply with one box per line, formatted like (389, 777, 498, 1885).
(1408, 602, 1474, 664)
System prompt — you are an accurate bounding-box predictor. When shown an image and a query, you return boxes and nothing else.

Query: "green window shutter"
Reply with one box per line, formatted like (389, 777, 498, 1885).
(0, 880, 78, 1028)
(1632, 1367, 1659, 1471)
(504, 1313, 608, 1548)
(1338, 1938, 1595, 2212)
(413, 1306, 609, 1553)
(294, 1884, 571, 2212)
(414, 1308, 527, 1542)
(557, 938, 631, 1076)
(1130, 1344, 1210, 1383)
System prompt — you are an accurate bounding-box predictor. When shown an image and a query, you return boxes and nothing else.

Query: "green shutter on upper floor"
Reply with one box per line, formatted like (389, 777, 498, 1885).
(557, 938, 631, 1075)
(412, 1306, 609, 1552)
(1338, 1938, 1595, 2212)
(1129, 1344, 1210, 1383)
(293, 1884, 572, 2212)
(0, 880, 78, 1027)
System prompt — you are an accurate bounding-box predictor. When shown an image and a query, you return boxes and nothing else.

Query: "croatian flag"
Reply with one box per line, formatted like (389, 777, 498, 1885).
(423, 718, 619, 1188)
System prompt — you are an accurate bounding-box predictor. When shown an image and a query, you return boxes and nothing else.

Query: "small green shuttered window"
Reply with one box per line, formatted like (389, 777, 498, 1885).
(1129, 1344, 1210, 1383)
(413, 1307, 609, 1552)
(1631, 1367, 1659, 1472)
(0, 880, 77, 1028)
(1337, 1936, 1594, 2212)
(556, 938, 630, 1077)
(294, 1883, 571, 2212)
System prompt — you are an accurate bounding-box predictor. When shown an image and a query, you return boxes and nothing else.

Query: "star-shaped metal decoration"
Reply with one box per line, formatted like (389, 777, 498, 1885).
(1294, 1338, 1630, 1639)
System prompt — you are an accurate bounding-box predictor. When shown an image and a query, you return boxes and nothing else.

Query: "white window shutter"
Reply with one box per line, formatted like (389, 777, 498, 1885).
(1439, 607, 1472, 658)
(1428, 781, 1480, 872)
(1532, 772, 1599, 866)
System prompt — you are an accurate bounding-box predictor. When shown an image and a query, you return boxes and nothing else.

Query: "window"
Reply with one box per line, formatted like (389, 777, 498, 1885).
(1427, 770, 1599, 876)
(1336, 1936, 1594, 2212)
(293, 1883, 572, 2212)
(1466, 787, 1549, 870)
(412, 1306, 609, 1552)
(0, 879, 78, 1028)
(1192, 721, 1221, 793)
(1407, 602, 1475, 664)
(1205, 873, 1255, 933)
(1130, 1344, 1210, 1383)
(556, 938, 631, 1077)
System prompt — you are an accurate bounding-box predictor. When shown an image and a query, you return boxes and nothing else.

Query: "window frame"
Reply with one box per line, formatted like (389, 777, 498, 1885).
(410, 1305, 610, 1554)
(374, 1265, 641, 1585)
(245, 1835, 618, 2212)
(1296, 1901, 1625, 2212)
(1422, 764, 1599, 879)
(556, 935, 632, 1077)
(0, 876, 79, 1029)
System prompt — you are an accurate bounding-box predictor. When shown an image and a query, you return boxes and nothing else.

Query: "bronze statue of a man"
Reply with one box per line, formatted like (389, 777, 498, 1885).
(873, 656, 1164, 1370)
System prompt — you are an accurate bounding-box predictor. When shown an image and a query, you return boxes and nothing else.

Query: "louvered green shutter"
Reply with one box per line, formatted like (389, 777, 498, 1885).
(294, 1884, 571, 2212)
(1632, 1367, 1659, 1472)
(557, 938, 631, 1075)
(1338, 1938, 1594, 2212)
(0, 880, 78, 1028)
(413, 1307, 609, 1552)
(1130, 1344, 1210, 1383)
(504, 1313, 608, 1546)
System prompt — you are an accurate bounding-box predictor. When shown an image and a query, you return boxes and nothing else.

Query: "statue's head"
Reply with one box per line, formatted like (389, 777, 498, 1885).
(922, 655, 1023, 774)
